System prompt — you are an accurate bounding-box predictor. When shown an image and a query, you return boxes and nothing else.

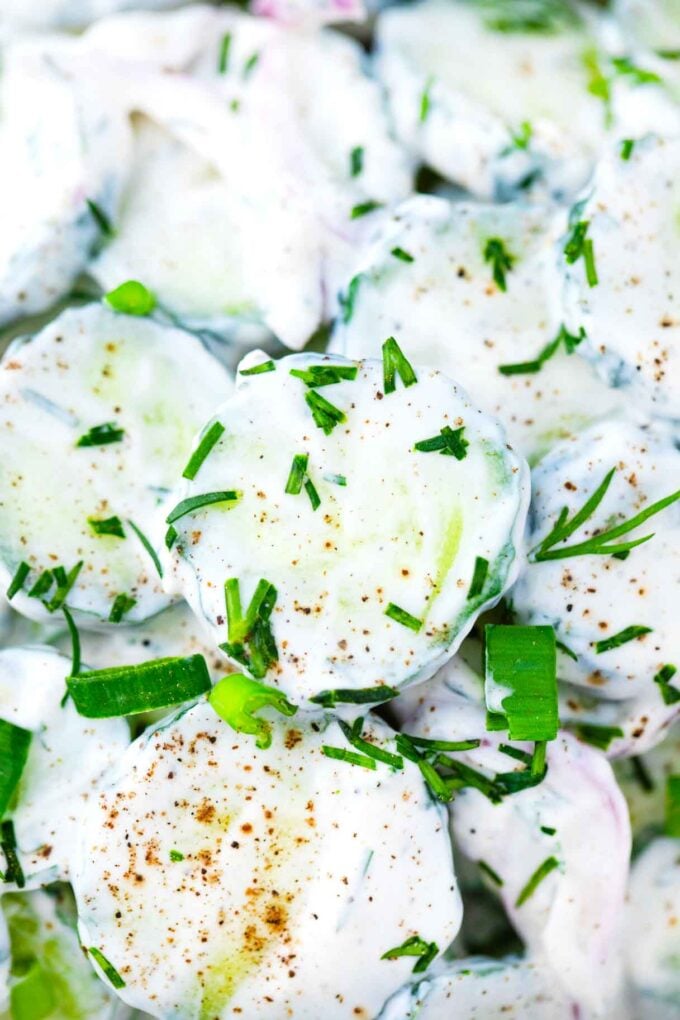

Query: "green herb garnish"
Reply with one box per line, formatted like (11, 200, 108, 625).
(239, 360, 275, 377)
(6, 562, 30, 600)
(569, 723, 623, 751)
(483, 237, 515, 292)
(498, 324, 585, 375)
(109, 593, 137, 624)
(104, 280, 156, 316)
(350, 200, 383, 220)
(209, 673, 296, 750)
(414, 425, 468, 459)
(304, 390, 346, 435)
(478, 860, 503, 886)
(76, 422, 124, 447)
(382, 337, 417, 395)
(350, 145, 364, 177)
(654, 664, 680, 705)
(182, 422, 225, 481)
(88, 948, 126, 990)
(391, 246, 415, 263)
(169, 849, 184, 862)
(611, 56, 662, 85)
(166, 491, 242, 526)
(218, 32, 231, 74)
(467, 556, 489, 600)
(86, 199, 114, 238)
(515, 855, 559, 906)
(291, 364, 358, 388)
(62, 604, 81, 678)
(0, 721, 31, 818)
(338, 718, 403, 770)
(128, 520, 163, 578)
(88, 515, 126, 539)
(67, 655, 211, 718)
(243, 52, 259, 78)
(666, 776, 680, 836)
(0, 820, 25, 888)
(419, 76, 434, 122)
(564, 218, 597, 287)
(594, 625, 652, 654)
(310, 686, 399, 708)
(620, 138, 635, 160)
(381, 935, 438, 974)
(220, 577, 278, 679)
(339, 274, 362, 323)
(385, 602, 422, 632)
(484, 625, 558, 742)
(322, 745, 376, 769)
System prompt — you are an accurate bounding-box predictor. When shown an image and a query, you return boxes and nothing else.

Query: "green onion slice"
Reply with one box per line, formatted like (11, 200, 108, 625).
(0, 720, 32, 818)
(88, 515, 126, 539)
(484, 625, 558, 742)
(67, 655, 211, 718)
(208, 673, 296, 750)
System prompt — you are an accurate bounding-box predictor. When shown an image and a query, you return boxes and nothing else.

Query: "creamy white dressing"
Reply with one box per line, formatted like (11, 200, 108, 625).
(626, 838, 680, 1014)
(163, 350, 529, 706)
(0, 304, 232, 627)
(72, 703, 461, 1018)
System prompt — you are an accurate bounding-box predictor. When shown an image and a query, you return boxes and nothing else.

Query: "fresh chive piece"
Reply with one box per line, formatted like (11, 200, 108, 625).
(209, 673, 296, 750)
(169, 849, 184, 862)
(45, 561, 83, 613)
(478, 860, 503, 886)
(86, 198, 114, 238)
(467, 556, 489, 600)
(405, 735, 481, 753)
(0, 721, 32, 817)
(88, 948, 125, 990)
(10, 962, 55, 1019)
(611, 55, 662, 85)
(630, 756, 654, 793)
(88, 515, 126, 539)
(498, 324, 585, 375)
(498, 743, 533, 766)
(414, 425, 468, 459)
(530, 468, 680, 562)
(541, 825, 557, 836)
(239, 360, 275, 377)
(67, 655, 211, 718)
(484, 0, 579, 33)
(570, 723, 623, 751)
(436, 754, 504, 803)
(166, 491, 242, 526)
(395, 734, 455, 802)
(220, 577, 278, 680)
(484, 625, 558, 742)
(28, 571, 53, 600)
(556, 639, 578, 661)
(62, 605, 81, 678)
(304, 477, 320, 511)
(391, 246, 415, 263)
(504, 119, 532, 153)
(218, 32, 231, 74)
(182, 422, 225, 481)
(666, 776, 680, 837)
(594, 625, 652, 654)
(419, 76, 434, 122)
(515, 856, 559, 907)
(620, 138, 635, 160)
(243, 51, 259, 78)
(6, 562, 30, 600)
(304, 391, 346, 435)
(310, 686, 399, 708)
(109, 593, 137, 624)
(381, 935, 438, 974)
(285, 454, 309, 495)
(76, 422, 125, 447)
(350, 145, 364, 177)
(325, 474, 347, 487)
(290, 364, 358, 388)
(385, 602, 422, 632)
(583, 238, 598, 287)
(486, 709, 508, 732)
(128, 520, 163, 578)
(483, 237, 515, 292)
(564, 219, 598, 287)
(0, 820, 25, 888)
(382, 337, 417, 395)
(165, 525, 178, 550)
(583, 47, 612, 123)
(350, 200, 383, 220)
(339, 274, 362, 324)
(654, 664, 680, 705)
(322, 745, 376, 769)
(104, 280, 156, 316)
(338, 719, 403, 770)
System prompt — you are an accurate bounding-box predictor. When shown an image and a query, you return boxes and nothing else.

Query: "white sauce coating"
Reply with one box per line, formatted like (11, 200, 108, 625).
(512, 416, 680, 703)
(72, 703, 461, 1018)
(560, 134, 680, 417)
(163, 351, 529, 706)
(0, 647, 129, 890)
(614, 0, 680, 51)
(0, 0, 183, 30)
(0, 303, 232, 627)
(394, 656, 631, 1015)
(331, 193, 624, 461)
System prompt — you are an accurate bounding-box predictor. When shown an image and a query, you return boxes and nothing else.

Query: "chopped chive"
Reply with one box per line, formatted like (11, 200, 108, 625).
(290, 364, 358, 388)
(285, 454, 309, 495)
(339, 274, 362, 324)
(630, 755, 654, 793)
(391, 246, 415, 263)
(531, 740, 547, 776)
(0, 820, 24, 888)
(10, 962, 55, 1019)
(310, 686, 399, 708)
(385, 602, 422, 632)
(182, 422, 225, 481)
(350, 200, 383, 220)
(419, 76, 434, 122)
(382, 337, 417, 395)
(62, 605, 81, 677)
(88, 515, 126, 539)
(86, 198, 114, 238)
(76, 422, 125, 447)
(325, 474, 347, 487)
(414, 425, 468, 459)
(381, 935, 438, 974)
(239, 360, 275, 376)
(304, 477, 321, 511)
(166, 490, 242, 526)
(556, 639, 578, 661)
(515, 855, 559, 907)
(127, 520, 163, 578)
(406, 735, 481, 753)
(209, 673, 296, 750)
(583, 238, 598, 287)
(504, 119, 532, 153)
(620, 138, 635, 160)
(564, 219, 598, 287)
(530, 468, 680, 561)
(338, 719, 403, 770)
(28, 571, 53, 600)
(486, 710, 508, 732)
(6, 562, 30, 600)
(395, 735, 454, 802)
(243, 51, 259, 78)
(88, 948, 125, 990)
(165, 525, 178, 550)
(570, 723, 623, 751)
(220, 577, 278, 680)
(67, 654, 211, 718)
(436, 754, 504, 803)
(666, 775, 680, 837)
(541, 825, 557, 836)
(169, 849, 184, 862)
(104, 280, 156, 316)
(478, 860, 503, 886)
(218, 32, 231, 74)
(484, 625, 558, 742)
(304, 390, 346, 435)
(611, 55, 662, 85)
(0, 721, 32, 818)
(109, 593, 137, 624)
(483, 237, 515, 292)
(594, 625, 652, 654)
(322, 745, 376, 769)
(45, 561, 83, 613)
(498, 324, 585, 375)
(350, 145, 364, 177)
(654, 664, 680, 705)
(467, 556, 489, 600)
(498, 743, 532, 766)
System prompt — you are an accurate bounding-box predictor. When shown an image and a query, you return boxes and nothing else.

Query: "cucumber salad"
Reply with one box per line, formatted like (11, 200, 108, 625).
(0, 0, 678, 1017)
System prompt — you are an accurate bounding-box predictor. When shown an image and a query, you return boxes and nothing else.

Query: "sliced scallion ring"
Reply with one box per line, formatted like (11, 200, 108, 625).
(67, 655, 212, 718)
